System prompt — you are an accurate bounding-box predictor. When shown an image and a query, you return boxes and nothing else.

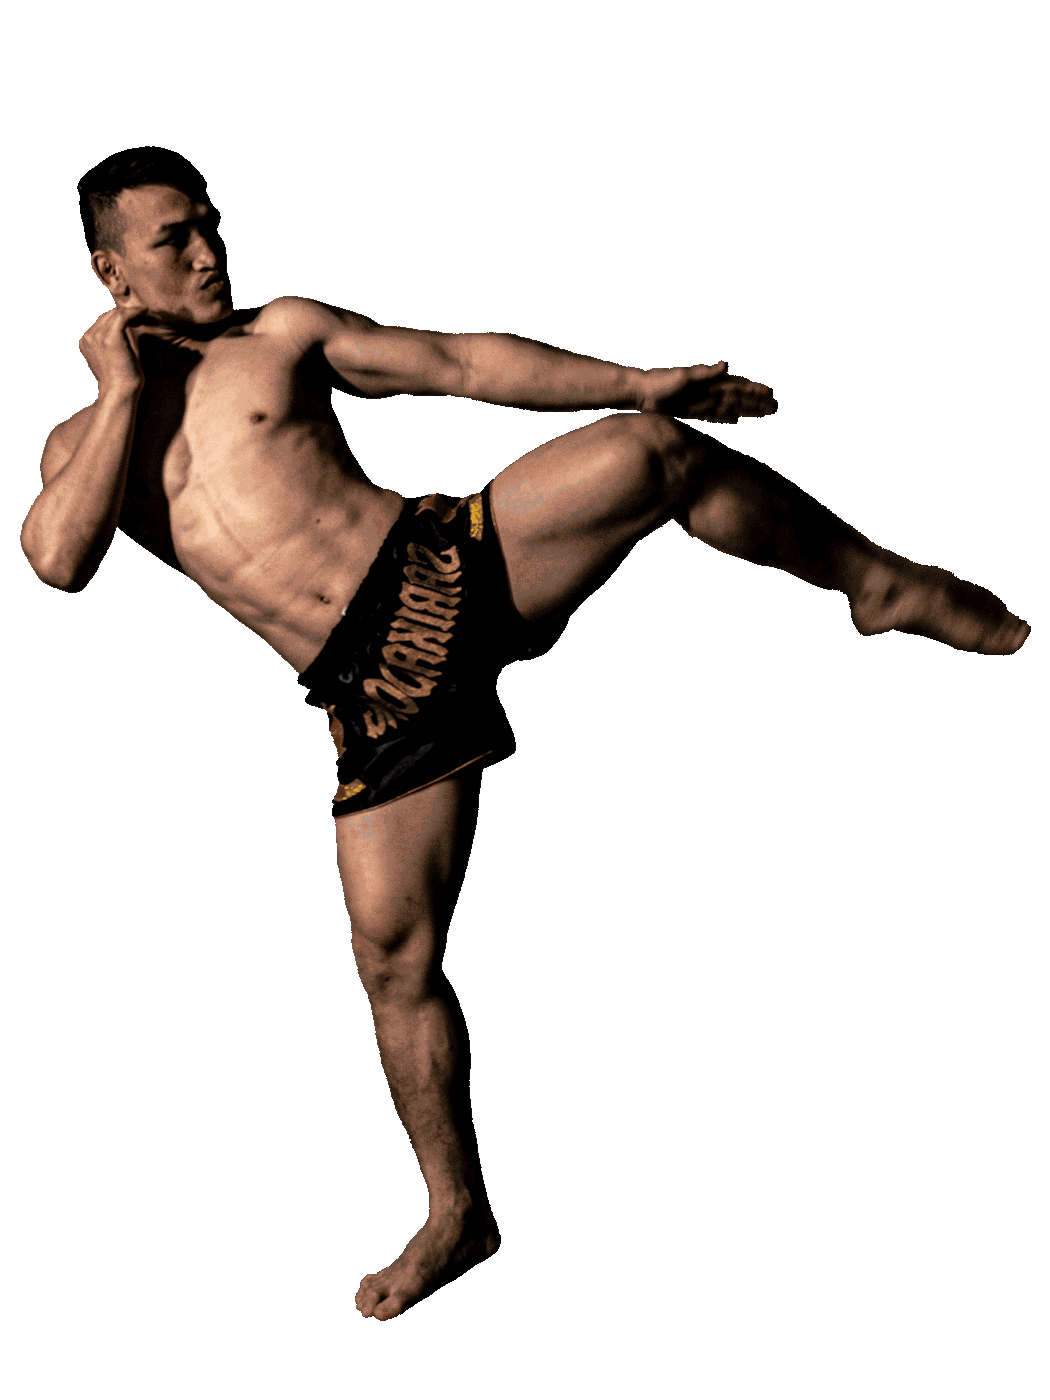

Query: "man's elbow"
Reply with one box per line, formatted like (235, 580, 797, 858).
(20, 527, 87, 592)
(24, 555, 85, 592)
(432, 333, 471, 399)
(401, 351, 468, 399)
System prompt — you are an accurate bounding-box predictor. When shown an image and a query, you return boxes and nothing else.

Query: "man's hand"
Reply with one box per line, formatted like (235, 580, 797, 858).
(78, 305, 150, 397)
(639, 362, 777, 422)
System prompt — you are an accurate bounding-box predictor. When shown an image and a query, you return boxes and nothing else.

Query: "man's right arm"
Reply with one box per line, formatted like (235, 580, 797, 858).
(21, 308, 145, 592)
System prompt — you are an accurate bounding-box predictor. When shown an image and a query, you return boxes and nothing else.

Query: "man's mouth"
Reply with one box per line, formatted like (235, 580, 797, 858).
(200, 273, 227, 291)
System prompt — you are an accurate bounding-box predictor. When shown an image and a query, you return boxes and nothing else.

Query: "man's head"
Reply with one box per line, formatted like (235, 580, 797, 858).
(78, 147, 233, 325)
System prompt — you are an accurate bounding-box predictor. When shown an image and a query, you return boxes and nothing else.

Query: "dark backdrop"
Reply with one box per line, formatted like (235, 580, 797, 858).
(12, 112, 1041, 1366)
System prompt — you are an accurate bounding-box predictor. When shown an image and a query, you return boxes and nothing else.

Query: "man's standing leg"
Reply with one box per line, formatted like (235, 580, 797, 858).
(337, 769, 500, 1322)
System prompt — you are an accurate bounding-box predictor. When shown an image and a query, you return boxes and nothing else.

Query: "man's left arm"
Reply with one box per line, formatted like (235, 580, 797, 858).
(278, 298, 775, 423)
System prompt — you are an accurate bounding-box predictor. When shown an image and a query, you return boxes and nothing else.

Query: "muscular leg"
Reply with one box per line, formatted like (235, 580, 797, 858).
(337, 770, 500, 1321)
(489, 413, 1030, 652)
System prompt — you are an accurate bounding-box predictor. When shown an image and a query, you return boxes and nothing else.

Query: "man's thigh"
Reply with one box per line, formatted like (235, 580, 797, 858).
(487, 412, 702, 624)
(335, 769, 483, 983)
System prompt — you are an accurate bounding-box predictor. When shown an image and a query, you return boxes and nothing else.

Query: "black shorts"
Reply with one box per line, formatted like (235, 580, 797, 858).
(298, 486, 562, 816)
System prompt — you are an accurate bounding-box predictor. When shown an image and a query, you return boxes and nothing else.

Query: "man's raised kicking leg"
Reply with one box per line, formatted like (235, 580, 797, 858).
(491, 413, 1030, 653)
(347, 412, 1029, 1322)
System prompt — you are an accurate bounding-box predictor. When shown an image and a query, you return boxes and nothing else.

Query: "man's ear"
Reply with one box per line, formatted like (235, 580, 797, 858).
(90, 250, 125, 296)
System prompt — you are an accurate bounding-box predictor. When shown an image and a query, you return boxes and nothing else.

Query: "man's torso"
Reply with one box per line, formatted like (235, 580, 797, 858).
(57, 299, 403, 671)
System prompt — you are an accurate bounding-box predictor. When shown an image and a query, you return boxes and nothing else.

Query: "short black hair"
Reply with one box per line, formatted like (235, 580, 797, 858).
(77, 147, 210, 254)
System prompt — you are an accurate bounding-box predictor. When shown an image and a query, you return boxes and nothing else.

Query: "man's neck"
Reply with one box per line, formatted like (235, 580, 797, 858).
(135, 310, 255, 378)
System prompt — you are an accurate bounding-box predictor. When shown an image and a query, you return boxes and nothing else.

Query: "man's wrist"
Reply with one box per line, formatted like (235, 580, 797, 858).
(625, 366, 652, 412)
(632, 366, 692, 414)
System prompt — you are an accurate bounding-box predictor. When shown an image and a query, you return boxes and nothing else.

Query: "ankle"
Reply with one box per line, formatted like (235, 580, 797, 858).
(429, 1181, 493, 1219)
(836, 539, 887, 604)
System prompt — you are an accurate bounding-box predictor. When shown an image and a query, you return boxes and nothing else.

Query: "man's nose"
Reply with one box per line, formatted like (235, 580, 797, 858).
(190, 228, 223, 268)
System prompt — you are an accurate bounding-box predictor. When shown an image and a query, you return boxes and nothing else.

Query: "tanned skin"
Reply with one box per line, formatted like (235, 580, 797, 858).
(21, 182, 1030, 1322)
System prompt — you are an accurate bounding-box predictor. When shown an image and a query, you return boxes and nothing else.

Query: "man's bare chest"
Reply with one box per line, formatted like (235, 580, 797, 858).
(120, 333, 339, 567)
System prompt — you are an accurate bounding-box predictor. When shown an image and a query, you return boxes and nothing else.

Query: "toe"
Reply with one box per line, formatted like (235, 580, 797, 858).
(976, 612, 1027, 654)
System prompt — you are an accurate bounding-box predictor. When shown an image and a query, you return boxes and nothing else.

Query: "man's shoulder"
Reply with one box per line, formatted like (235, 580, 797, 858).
(252, 296, 379, 346)
(253, 298, 397, 400)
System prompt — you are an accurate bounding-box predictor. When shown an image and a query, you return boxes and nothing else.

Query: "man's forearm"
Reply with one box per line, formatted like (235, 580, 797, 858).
(452, 333, 648, 412)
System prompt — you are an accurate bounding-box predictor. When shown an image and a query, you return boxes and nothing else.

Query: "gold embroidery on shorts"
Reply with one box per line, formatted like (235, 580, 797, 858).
(416, 493, 482, 540)
(359, 543, 464, 739)
(334, 778, 366, 802)
(351, 501, 487, 750)
(415, 494, 461, 523)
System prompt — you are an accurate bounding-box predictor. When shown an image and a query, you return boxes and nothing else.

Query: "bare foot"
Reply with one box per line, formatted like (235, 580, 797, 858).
(849, 552, 1031, 654)
(355, 1202, 501, 1321)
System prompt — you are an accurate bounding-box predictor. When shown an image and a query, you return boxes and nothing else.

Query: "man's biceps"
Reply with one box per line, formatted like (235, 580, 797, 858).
(331, 326, 460, 392)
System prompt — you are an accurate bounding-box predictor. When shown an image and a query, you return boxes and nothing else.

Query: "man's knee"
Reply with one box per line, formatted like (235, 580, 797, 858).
(597, 410, 695, 457)
(613, 414, 722, 526)
(350, 916, 440, 1003)
(596, 408, 702, 490)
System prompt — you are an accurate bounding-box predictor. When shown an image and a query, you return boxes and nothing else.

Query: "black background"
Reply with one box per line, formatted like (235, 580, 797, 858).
(10, 51, 1047, 1377)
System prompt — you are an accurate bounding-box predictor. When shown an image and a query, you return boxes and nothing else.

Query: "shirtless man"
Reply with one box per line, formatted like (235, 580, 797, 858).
(21, 147, 1031, 1323)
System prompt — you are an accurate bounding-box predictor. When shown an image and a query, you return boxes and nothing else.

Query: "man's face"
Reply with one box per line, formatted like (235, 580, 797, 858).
(95, 183, 233, 324)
